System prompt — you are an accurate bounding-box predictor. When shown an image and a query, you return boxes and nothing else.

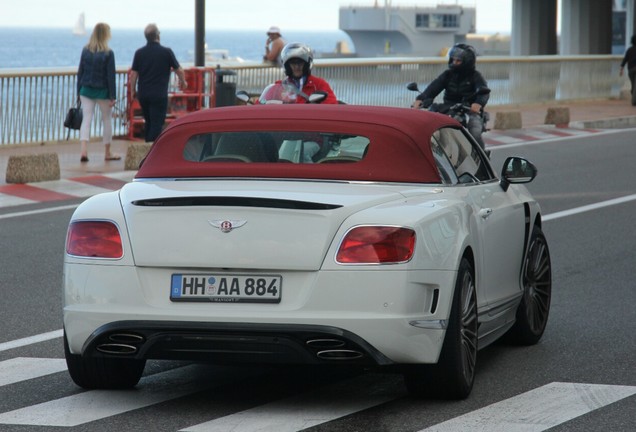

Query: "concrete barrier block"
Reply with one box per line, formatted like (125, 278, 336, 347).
(124, 142, 152, 171)
(5, 153, 60, 184)
(545, 107, 570, 127)
(494, 111, 522, 130)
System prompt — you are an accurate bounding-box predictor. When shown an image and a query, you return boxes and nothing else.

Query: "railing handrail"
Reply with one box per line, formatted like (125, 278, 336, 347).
(0, 54, 623, 75)
(0, 55, 628, 145)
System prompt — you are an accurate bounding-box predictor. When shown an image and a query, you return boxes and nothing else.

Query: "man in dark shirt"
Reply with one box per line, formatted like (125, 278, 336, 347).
(130, 23, 187, 142)
(620, 35, 636, 106)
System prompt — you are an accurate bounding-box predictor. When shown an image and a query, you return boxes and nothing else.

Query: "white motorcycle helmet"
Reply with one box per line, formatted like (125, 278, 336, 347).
(281, 42, 314, 78)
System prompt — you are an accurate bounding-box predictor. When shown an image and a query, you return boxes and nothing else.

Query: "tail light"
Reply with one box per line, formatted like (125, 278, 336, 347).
(66, 221, 123, 258)
(336, 226, 415, 264)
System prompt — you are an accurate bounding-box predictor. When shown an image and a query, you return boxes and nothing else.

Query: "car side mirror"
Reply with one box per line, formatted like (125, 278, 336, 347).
(500, 156, 537, 191)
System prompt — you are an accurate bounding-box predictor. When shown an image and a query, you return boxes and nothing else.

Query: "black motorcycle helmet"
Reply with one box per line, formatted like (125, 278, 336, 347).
(281, 42, 313, 78)
(448, 43, 476, 73)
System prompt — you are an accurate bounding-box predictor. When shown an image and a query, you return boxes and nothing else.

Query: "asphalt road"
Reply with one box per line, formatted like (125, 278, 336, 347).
(0, 130, 635, 431)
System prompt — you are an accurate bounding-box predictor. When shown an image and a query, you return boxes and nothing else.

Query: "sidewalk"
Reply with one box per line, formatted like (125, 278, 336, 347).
(486, 97, 636, 129)
(1, 98, 636, 186)
(0, 139, 132, 186)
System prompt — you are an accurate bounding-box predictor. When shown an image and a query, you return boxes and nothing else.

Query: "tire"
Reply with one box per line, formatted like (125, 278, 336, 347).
(404, 257, 478, 399)
(64, 331, 146, 389)
(505, 225, 552, 345)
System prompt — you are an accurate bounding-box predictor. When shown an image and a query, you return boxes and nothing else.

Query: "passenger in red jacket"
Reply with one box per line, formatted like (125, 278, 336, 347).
(276, 42, 338, 104)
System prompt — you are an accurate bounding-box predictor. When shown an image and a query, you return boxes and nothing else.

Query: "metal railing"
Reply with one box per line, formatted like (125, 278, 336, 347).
(0, 68, 130, 145)
(0, 55, 627, 145)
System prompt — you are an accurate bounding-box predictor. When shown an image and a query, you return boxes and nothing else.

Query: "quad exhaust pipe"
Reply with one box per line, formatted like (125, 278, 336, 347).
(306, 338, 346, 349)
(96, 333, 144, 355)
(96, 334, 364, 359)
(97, 343, 137, 354)
(316, 349, 364, 360)
(306, 338, 364, 360)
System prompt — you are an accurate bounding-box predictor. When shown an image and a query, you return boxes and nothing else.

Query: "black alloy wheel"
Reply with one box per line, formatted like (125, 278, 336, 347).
(505, 225, 552, 345)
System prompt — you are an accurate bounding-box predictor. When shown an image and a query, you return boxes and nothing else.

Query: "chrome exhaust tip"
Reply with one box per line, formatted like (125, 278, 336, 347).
(96, 343, 137, 355)
(108, 333, 145, 344)
(306, 338, 346, 349)
(316, 349, 364, 360)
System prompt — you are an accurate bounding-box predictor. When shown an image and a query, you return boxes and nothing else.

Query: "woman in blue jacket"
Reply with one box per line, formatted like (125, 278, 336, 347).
(77, 23, 118, 162)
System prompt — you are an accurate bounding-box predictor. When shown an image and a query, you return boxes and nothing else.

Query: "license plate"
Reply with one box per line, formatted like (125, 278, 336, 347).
(170, 273, 282, 303)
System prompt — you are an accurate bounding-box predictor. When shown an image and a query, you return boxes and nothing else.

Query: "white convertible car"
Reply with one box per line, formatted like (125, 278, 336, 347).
(63, 104, 551, 399)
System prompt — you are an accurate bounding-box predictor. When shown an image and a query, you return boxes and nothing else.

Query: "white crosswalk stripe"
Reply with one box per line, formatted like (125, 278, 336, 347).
(180, 374, 401, 432)
(0, 329, 63, 352)
(0, 364, 215, 427)
(0, 355, 634, 430)
(0, 358, 67, 386)
(418, 382, 636, 432)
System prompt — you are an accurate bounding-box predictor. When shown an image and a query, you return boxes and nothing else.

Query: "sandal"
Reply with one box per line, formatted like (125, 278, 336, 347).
(80, 156, 89, 162)
(105, 155, 121, 161)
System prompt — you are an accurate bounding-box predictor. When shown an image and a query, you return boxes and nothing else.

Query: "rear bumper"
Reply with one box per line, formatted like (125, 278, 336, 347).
(79, 320, 394, 366)
(64, 263, 456, 364)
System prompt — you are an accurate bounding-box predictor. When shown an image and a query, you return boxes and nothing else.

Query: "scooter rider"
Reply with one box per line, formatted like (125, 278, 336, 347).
(411, 43, 489, 149)
(277, 42, 338, 104)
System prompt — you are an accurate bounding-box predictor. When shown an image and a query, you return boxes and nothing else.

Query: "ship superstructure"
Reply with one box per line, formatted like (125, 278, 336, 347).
(339, 1, 476, 57)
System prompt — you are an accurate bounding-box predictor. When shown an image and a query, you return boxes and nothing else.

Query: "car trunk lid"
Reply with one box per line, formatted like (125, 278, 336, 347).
(120, 179, 414, 270)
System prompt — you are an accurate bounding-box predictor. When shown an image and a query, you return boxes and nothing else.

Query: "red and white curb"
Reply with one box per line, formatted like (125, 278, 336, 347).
(0, 172, 135, 208)
(485, 126, 602, 146)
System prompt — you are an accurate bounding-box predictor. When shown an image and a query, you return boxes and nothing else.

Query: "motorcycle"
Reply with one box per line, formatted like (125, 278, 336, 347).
(236, 82, 327, 105)
(407, 82, 491, 137)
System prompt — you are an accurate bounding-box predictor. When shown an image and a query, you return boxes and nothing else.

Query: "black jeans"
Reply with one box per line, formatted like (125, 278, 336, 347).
(139, 96, 168, 142)
(629, 68, 636, 106)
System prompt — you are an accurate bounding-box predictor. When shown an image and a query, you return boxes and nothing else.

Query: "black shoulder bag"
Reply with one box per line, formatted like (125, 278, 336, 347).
(64, 100, 83, 140)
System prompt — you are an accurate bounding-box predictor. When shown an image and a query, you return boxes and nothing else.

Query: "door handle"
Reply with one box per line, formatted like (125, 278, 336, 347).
(479, 208, 493, 219)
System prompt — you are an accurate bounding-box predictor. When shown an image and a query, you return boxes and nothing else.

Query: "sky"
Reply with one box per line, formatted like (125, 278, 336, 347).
(0, 0, 514, 34)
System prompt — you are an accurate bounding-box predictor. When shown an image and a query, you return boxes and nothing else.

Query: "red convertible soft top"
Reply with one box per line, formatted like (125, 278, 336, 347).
(135, 104, 461, 184)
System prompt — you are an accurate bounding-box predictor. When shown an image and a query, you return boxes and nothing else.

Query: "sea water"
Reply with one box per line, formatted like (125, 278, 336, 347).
(0, 27, 353, 69)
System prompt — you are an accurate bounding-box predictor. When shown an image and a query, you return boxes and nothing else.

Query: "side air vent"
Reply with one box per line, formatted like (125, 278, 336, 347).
(132, 196, 342, 210)
(430, 288, 440, 314)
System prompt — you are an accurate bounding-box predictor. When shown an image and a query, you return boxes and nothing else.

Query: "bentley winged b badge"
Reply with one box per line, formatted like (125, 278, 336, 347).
(208, 219, 247, 233)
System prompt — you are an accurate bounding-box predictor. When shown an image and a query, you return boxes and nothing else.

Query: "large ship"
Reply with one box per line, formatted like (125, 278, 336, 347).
(339, 1, 476, 57)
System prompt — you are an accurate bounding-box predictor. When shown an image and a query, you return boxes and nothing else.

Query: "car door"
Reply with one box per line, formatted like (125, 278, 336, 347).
(432, 128, 526, 309)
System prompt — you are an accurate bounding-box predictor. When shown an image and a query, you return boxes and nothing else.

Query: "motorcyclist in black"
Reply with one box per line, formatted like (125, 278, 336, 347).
(411, 43, 489, 150)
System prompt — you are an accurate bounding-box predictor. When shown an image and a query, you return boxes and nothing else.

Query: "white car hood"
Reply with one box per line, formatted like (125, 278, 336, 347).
(119, 179, 437, 270)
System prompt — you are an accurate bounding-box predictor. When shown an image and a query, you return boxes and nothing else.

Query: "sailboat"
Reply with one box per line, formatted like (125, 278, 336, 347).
(73, 13, 86, 36)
